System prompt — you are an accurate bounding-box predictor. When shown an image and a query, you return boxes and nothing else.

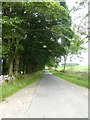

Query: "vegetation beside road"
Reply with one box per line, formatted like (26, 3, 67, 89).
(49, 65, 89, 88)
(0, 71, 44, 101)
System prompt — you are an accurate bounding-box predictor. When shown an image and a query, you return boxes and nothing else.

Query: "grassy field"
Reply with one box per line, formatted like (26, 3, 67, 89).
(55, 65, 89, 72)
(0, 71, 44, 101)
(50, 65, 89, 88)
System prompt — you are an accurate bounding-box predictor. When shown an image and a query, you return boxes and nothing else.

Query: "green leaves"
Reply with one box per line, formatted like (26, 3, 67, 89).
(2, 2, 74, 74)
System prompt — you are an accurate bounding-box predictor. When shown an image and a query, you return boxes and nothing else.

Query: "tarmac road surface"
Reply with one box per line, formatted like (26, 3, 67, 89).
(0, 70, 88, 118)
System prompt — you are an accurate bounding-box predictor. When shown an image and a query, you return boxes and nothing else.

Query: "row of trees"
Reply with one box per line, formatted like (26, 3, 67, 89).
(2, 1, 84, 75)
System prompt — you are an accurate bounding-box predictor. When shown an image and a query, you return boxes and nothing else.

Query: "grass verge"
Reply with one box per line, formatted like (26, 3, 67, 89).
(50, 69, 89, 88)
(0, 71, 44, 101)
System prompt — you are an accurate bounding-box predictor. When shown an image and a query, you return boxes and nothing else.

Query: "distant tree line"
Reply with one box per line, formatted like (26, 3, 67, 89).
(61, 63, 79, 66)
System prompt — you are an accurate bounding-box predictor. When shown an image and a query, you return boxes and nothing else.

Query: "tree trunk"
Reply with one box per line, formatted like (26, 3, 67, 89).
(2, 57, 8, 75)
(14, 55, 19, 76)
(63, 56, 67, 72)
(8, 39, 14, 75)
(23, 64, 26, 75)
(13, 40, 20, 76)
(9, 60, 13, 75)
(8, 55, 14, 75)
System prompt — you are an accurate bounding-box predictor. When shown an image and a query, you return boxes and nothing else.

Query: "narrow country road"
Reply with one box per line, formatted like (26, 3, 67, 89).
(0, 71, 88, 118)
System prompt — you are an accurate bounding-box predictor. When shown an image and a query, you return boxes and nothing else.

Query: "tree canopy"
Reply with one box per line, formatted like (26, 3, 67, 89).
(2, 2, 74, 75)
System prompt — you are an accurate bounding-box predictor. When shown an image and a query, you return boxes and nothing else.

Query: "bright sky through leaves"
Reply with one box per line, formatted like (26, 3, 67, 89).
(65, 0, 88, 65)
